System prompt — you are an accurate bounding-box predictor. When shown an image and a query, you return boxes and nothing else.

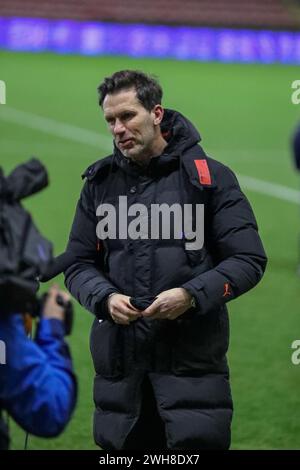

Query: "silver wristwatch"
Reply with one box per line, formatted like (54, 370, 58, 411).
(190, 295, 196, 308)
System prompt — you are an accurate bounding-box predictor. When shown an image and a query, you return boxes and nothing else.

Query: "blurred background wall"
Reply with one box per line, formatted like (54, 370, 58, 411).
(1, 0, 300, 63)
(0, 0, 300, 29)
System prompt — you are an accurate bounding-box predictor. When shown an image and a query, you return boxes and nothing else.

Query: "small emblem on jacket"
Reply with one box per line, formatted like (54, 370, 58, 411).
(222, 282, 231, 297)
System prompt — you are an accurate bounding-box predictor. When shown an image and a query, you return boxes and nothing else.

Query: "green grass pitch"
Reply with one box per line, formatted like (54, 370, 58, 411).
(1, 50, 300, 449)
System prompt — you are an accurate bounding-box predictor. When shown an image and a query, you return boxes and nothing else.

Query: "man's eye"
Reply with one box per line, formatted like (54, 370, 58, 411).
(122, 113, 133, 120)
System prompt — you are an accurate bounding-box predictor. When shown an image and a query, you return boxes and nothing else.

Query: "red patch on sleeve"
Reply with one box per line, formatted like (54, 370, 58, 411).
(194, 159, 212, 185)
(222, 283, 231, 297)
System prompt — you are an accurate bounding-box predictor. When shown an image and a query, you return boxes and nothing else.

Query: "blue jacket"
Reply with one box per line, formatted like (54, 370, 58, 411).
(0, 313, 77, 438)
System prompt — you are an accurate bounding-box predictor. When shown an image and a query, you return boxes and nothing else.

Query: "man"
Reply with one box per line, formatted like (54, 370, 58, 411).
(65, 70, 267, 450)
(292, 122, 300, 170)
(0, 285, 77, 449)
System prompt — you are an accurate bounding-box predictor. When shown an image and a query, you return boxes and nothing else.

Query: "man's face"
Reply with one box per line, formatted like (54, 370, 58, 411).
(102, 88, 162, 163)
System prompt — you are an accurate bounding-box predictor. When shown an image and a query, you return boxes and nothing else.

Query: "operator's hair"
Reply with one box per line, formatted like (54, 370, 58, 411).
(98, 70, 163, 111)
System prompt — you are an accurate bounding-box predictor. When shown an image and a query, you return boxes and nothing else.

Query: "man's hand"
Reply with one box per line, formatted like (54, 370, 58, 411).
(42, 284, 71, 321)
(142, 288, 192, 320)
(107, 293, 142, 326)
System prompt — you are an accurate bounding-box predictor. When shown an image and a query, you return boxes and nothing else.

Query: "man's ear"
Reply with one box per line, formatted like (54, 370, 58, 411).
(152, 105, 164, 126)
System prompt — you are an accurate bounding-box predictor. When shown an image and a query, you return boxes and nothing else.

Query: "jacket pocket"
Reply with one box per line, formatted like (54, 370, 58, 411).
(171, 307, 229, 374)
(90, 318, 123, 378)
(185, 247, 205, 267)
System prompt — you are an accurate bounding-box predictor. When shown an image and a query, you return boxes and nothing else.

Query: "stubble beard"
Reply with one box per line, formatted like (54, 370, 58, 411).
(121, 141, 153, 166)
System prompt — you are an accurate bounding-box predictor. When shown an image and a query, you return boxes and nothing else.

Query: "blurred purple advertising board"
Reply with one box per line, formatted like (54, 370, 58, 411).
(0, 17, 300, 64)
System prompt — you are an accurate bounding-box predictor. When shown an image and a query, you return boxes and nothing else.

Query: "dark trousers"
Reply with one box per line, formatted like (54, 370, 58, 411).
(123, 375, 167, 450)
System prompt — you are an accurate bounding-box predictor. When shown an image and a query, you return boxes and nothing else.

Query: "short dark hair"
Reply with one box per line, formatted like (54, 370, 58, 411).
(98, 70, 163, 111)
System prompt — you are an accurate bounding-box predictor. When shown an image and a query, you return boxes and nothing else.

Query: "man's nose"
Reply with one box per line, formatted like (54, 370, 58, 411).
(113, 119, 125, 135)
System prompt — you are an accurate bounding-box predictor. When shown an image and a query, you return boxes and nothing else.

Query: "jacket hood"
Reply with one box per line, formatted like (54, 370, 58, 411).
(160, 109, 201, 156)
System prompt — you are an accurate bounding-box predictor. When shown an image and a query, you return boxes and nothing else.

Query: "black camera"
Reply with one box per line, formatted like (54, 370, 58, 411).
(0, 159, 74, 335)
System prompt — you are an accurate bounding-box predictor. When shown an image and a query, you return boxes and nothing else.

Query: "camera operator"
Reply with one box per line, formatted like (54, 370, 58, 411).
(0, 158, 78, 449)
(0, 284, 77, 450)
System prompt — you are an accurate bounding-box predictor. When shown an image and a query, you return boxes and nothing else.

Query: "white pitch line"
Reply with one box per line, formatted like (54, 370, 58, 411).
(0, 106, 113, 151)
(237, 174, 300, 205)
(1, 106, 300, 205)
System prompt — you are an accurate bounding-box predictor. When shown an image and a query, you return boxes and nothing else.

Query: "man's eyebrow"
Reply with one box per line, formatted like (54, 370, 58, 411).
(105, 110, 135, 121)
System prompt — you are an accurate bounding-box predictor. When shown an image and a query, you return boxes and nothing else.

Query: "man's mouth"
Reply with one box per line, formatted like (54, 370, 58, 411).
(119, 138, 135, 149)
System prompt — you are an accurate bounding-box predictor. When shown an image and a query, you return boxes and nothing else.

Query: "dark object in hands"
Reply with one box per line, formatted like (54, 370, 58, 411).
(129, 296, 157, 310)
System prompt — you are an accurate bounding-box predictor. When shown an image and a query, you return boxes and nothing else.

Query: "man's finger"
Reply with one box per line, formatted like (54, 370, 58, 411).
(117, 305, 141, 318)
(125, 300, 141, 312)
(115, 298, 141, 314)
(111, 312, 130, 325)
(142, 300, 161, 317)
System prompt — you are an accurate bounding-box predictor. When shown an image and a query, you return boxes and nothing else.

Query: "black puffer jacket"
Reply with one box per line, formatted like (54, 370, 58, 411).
(65, 109, 267, 450)
(0, 410, 9, 450)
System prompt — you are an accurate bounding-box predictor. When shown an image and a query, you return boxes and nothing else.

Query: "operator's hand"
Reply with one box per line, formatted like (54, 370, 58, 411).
(108, 293, 142, 326)
(42, 284, 71, 321)
(142, 288, 192, 320)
